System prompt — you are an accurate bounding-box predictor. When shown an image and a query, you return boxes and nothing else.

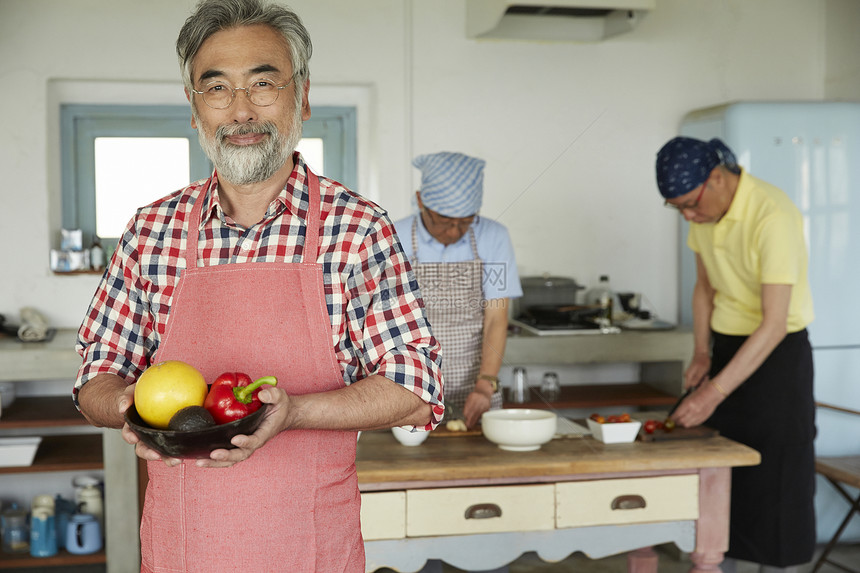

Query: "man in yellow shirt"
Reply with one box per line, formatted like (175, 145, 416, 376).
(656, 137, 815, 573)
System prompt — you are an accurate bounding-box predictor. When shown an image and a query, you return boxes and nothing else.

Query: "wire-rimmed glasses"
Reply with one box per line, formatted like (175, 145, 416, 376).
(664, 174, 710, 212)
(190, 77, 293, 109)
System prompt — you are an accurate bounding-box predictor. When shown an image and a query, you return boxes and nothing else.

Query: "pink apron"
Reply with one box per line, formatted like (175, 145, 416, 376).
(140, 171, 364, 573)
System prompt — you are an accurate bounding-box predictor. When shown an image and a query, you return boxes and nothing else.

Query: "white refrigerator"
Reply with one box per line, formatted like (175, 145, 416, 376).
(680, 101, 860, 543)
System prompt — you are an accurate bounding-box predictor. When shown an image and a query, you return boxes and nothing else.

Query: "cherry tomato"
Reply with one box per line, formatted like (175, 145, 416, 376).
(644, 420, 658, 434)
(589, 413, 606, 424)
(663, 418, 676, 432)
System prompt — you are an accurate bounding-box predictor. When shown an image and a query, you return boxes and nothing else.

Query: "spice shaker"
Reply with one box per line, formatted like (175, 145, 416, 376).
(510, 367, 528, 403)
(540, 371, 561, 402)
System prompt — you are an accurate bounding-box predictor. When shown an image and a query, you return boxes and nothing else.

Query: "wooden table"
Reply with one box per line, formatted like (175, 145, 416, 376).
(356, 430, 760, 573)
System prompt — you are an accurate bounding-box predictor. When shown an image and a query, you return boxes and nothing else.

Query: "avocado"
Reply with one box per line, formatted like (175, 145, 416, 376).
(168, 406, 216, 431)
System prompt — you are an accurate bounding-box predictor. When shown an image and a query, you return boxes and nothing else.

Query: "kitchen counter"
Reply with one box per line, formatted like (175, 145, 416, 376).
(0, 329, 82, 381)
(0, 327, 694, 382)
(356, 430, 759, 573)
(504, 327, 694, 398)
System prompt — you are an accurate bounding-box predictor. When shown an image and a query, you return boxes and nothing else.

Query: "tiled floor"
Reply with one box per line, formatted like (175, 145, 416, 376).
(372, 543, 860, 573)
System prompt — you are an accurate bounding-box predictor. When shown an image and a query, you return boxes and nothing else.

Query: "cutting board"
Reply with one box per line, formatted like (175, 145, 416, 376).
(638, 425, 718, 442)
(429, 424, 483, 438)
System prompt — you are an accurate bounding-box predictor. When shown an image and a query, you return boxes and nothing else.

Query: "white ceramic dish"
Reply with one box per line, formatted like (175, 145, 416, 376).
(587, 418, 642, 444)
(481, 409, 557, 451)
(391, 426, 430, 446)
(0, 437, 42, 467)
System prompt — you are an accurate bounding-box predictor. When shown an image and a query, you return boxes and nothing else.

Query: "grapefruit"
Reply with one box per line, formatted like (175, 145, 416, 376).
(134, 361, 208, 429)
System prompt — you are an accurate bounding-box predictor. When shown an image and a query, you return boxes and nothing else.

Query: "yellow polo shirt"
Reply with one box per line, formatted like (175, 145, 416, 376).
(687, 170, 814, 335)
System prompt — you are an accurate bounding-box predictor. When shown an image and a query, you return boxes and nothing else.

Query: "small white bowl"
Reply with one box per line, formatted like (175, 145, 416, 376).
(481, 409, 557, 451)
(0, 437, 42, 467)
(587, 418, 642, 444)
(391, 426, 430, 446)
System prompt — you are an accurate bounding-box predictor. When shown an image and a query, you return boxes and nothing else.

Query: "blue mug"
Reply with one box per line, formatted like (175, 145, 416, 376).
(66, 514, 102, 555)
(29, 508, 57, 558)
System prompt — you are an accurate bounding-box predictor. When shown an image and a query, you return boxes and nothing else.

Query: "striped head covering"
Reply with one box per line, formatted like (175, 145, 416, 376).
(655, 137, 738, 199)
(413, 152, 485, 217)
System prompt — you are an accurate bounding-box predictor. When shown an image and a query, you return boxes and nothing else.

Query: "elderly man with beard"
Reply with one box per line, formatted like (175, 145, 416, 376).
(73, 1, 444, 572)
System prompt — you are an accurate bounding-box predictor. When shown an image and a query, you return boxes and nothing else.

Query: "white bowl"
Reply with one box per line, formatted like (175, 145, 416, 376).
(391, 426, 430, 446)
(481, 409, 557, 451)
(587, 418, 642, 444)
(0, 437, 42, 467)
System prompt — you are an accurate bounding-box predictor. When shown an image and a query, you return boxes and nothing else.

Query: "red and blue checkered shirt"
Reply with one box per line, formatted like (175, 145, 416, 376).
(75, 154, 444, 429)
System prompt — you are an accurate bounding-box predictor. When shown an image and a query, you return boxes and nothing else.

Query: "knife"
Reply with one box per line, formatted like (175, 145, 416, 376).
(667, 377, 706, 418)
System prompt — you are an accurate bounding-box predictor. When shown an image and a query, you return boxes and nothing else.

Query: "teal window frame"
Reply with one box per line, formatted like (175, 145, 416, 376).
(60, 103, 357, 246)
(301, 106, 357, 189)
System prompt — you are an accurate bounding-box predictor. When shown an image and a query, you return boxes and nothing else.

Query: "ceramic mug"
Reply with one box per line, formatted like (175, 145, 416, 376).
(66, 514, 102, 555)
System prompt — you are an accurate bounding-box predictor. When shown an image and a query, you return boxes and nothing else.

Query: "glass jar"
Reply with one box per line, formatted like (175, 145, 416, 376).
(1, 503, 29, 554)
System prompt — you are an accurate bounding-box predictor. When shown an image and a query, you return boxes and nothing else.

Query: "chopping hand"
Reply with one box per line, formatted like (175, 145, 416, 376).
(667, 376, 707, 419)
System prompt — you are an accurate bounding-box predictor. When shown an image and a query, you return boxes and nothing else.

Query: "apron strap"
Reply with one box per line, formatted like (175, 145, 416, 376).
(411, 217, 420, 264)
(182, 166, 323, 269)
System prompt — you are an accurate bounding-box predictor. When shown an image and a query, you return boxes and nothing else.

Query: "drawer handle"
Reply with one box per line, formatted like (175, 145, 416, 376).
(465, 503, 503, 520)
(611, 495, 646, 510)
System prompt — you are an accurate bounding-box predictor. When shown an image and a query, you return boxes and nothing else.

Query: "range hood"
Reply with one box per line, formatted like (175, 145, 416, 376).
(466, 0, 655, 42)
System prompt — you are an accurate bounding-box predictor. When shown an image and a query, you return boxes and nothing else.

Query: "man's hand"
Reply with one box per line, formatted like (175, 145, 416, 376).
(195, 386, 291, 468)
(463, 387, 492, 429)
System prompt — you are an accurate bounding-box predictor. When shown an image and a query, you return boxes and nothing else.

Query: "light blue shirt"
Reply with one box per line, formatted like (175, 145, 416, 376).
(393, 214, 523, 301)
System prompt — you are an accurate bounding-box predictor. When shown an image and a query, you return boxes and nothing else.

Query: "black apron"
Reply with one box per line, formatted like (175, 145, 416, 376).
(707, 329, 816, 567)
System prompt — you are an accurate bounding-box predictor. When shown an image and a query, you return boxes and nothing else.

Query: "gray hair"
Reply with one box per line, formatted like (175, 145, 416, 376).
(176, 0, 312, 110)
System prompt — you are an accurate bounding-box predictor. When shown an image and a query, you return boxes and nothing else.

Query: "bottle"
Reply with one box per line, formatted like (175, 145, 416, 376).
(586, 275, 614, 327)
(90, 237, 105, 271)
(30, 505, 57, 558)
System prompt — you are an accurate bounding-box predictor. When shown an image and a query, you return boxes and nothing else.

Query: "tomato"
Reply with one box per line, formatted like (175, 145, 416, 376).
(618, 413, 632, 423)
(644, 420, 658, 434)
(589, 413, 606, 424)
(663, 418, 676, 432)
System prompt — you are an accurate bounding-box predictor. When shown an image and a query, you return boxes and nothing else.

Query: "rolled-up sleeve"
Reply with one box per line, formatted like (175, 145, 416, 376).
(74, 221, 157, 408)
(345, 217, 444, 430)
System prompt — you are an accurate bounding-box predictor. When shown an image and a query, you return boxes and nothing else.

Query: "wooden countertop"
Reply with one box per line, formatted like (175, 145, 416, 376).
(356, 430, 760, 490)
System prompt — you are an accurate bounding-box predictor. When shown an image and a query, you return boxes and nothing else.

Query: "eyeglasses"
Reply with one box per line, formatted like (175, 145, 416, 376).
(422, 208, 476, 232)
(190, 77, 294, 109)
(664, 175, 709, 212)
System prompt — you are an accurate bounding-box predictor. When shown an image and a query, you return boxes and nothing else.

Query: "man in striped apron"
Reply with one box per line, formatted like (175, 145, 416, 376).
(394, 152, 522, 431)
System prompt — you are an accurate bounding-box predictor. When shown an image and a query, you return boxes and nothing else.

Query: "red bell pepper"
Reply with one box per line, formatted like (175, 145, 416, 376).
(203, 372, 277, 425)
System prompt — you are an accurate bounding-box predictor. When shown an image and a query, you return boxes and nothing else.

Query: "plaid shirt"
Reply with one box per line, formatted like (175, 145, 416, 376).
(75, 154, 444, 429)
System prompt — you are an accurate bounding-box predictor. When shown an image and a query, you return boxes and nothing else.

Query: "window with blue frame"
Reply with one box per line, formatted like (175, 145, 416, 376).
(60, 103, 357, 248)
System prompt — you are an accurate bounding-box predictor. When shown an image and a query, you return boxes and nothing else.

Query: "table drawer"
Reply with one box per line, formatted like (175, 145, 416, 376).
(555, 475, 699, 528)
(406, 484, 555, 537)
(361, 491, 406, 540)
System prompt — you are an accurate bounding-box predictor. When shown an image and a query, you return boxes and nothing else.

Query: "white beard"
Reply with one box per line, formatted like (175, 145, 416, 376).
(196, 110, 303, 185)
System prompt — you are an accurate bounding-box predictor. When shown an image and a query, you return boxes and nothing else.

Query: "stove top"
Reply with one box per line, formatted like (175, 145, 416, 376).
(510, 317, 620, 336)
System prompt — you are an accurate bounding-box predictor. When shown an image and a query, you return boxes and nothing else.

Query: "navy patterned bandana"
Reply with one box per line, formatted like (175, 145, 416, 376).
(655, 137, 738, 199)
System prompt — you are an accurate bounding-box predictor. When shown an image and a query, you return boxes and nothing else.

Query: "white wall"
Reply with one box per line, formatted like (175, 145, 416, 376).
(1, 0, 844, 329)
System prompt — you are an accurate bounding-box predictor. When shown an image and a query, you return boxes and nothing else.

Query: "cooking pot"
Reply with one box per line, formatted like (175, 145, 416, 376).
(517, 275, 585, 310)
